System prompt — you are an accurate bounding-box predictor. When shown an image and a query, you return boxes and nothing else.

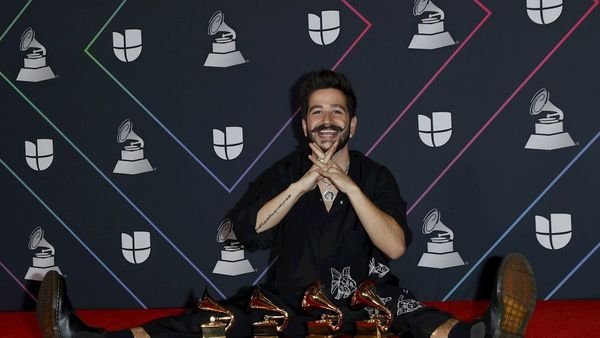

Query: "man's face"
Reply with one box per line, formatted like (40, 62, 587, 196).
(302, 88, 357, 153)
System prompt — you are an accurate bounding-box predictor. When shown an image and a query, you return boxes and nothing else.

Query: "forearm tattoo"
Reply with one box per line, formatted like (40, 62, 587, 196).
(257, 194, 291, 231)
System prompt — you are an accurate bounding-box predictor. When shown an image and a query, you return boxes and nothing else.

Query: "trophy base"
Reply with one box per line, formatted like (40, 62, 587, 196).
(204, 51, 246, 68)
(252, 321, 278, 337)
(354, 320, 392, 338)
(418, 251, 464, 269)
(17, 66, 56, 82)
(525, 132, 575, 150)
(113, 158, 153, 175)
(408, 32, 455, 50)
(306, 321, 341, 337)
(212, 259, 255, 276)
(24, 266, 62, 282)
(201, 323, 227, 338)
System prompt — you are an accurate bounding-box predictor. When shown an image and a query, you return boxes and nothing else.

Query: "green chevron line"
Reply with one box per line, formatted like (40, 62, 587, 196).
(84, 0, 128, 53)
(0, 0, 31, 43)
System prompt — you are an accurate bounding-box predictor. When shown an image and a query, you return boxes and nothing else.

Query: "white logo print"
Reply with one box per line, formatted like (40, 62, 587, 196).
(526, 0, 563, 25)
(396, 294, 424, 315)
(204, 10, 246, 68)
(113, 119, 154, 175)
(368, 258, 390, 278)
(308, 10, 341, 45)
(525, 88, 575, 151)
(213, 219, 255, 276)
(535, 213, 572, 250)
(330, 266, 357, 299)
(25, 139, 54, 171)
(408, 0, 455, 50)
(112, 29, 142, 62)
(121, 231, 151, 264)
(213, 127, 243, 160)
(24, 227, 62, 281)
(418, 209, 465, 269)
(418, 112, 452, 147)
(16, 27, 56, 82)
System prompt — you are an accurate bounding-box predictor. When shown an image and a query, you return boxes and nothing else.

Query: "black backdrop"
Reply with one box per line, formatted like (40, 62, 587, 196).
(1, 0, 598, 312)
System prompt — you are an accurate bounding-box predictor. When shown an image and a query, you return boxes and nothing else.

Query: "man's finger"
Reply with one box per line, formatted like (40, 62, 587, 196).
(308, 154, 328, 168)
(324, 141, 338, 162)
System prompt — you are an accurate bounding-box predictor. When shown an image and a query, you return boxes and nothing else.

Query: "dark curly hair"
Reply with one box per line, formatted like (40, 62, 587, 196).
(299, 70, 357, 119)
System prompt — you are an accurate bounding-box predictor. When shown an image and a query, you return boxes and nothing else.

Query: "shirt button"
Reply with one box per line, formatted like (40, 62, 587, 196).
(340, 200, 344, 204)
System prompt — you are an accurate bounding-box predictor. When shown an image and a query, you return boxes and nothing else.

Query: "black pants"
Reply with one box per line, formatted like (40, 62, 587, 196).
(142, 286, 453, 338)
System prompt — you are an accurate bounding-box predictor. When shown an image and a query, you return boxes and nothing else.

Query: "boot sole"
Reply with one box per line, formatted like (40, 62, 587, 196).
(36, 271, 62, 338)
(493, 253, 537, 338)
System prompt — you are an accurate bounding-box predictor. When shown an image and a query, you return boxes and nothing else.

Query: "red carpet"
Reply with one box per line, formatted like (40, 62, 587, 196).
(2, 301, 598, 337)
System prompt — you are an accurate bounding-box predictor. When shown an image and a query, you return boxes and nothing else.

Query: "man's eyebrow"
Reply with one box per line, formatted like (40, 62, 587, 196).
(308, 104, 347, 111)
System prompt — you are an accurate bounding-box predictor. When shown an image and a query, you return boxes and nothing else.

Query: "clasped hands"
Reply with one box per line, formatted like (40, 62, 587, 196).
(295, 141, 357, 195)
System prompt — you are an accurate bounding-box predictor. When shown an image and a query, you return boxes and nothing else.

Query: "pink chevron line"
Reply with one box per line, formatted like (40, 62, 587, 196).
(0, 259, 37, 302)
(407, 0, 599, 215)
(333, 0, 373, 70)
(366, 0, 492, 156)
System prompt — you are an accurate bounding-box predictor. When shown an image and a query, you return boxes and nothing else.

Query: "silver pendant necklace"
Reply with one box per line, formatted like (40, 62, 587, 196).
(321, 164, 349, 202)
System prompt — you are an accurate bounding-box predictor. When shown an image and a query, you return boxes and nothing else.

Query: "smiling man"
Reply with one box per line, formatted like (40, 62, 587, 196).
(37, 70, 536, 338)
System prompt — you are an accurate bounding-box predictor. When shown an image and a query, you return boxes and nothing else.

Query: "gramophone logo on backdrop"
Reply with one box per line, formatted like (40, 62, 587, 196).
(308, 10, 341, 45)
(212, 219, 255, 276)
(535, 213, 572, 250)
(25, 139, 54, 171)
(113, 119, 154, 174)
(525, 88, 575, 150)
(24, 227, 62, 281)
(418, 112, 452, 147)
(16, 27, 56, 82)
(408, 0, 455, 50)
(527, 0, 563, 25)
(121, 231, 151, 264)
(418, 209, 464, 269)
(213, 127, 243, 160)
(112, 29, 142, 62)
(204, 10, 246, 68)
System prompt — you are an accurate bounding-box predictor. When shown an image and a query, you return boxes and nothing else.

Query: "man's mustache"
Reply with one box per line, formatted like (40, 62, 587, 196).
(310, 124, 344, 133)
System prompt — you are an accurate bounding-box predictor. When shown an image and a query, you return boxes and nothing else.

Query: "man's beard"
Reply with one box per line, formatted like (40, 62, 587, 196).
(308, 123, 351, 153)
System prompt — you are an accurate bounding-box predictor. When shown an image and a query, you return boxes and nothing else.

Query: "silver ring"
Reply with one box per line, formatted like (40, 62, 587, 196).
(318, 157, 325, 163)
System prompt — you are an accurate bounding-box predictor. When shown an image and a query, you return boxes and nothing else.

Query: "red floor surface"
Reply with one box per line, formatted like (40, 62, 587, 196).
(2, 300, 599, 337)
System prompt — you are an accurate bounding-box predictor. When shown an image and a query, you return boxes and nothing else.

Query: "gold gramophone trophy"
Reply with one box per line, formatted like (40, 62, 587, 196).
(301, 281, 344, 338)
(350, 280, 393, 338)
(197, 289, 235, 338)
(248, 286, 289, 338)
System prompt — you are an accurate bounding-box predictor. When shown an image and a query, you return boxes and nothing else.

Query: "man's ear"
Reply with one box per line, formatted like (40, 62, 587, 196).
(350, 116, 357, 137)
(302, 118, 308, 137)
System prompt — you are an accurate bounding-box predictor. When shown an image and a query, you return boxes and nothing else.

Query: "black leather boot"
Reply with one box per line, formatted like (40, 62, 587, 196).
(483, 253, 537, 338)
(37, 271, 106, 338)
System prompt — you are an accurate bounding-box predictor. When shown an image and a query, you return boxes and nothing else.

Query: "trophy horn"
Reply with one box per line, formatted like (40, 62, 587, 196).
(249, 286, 289, 332)
(301, 281, 344, 332)
(198, 288, 235, 333)
(351, 280, 393, 331)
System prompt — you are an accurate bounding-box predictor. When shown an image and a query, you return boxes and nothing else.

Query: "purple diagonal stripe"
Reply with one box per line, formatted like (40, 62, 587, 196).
(407, 0, 599, 215)
(0, 259, 37, 302)
(366, 0, 492, 157)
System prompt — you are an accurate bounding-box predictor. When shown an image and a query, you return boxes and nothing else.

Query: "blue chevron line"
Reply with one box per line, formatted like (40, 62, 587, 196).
(0, 159, 147, 308)
(545, 240, 600, 300)
(0, 72, 226, 299)
(443, 130, 600, 301)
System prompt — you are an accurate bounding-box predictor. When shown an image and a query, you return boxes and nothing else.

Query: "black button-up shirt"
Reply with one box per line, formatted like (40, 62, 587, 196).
(232, 149, 411, 309)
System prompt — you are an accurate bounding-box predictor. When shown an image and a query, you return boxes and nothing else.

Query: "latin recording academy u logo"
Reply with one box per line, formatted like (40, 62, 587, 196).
(204, 10, 246, 68)
(25, 139, 54, 171)
(213, 219, 255, 276)
(16, 27, 56, 82)
(308, 10, 341, 45)
(525, 88, 575, 150)
(535, 213, 572, 250)
(408, 0, 455, 50)
(418, 112, 452, 147)
(213, 127, 244, 160)
(24, 227, 62, 281)
(113, 119, 154, 174)
(418, 209, 464, 269)
(113, 29, 142, 62)
(526, 0, 563, 25)
(121, 231, 151, 264)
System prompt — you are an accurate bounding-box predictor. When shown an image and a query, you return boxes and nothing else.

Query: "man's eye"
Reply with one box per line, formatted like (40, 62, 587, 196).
(312, 110, 321, 115)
